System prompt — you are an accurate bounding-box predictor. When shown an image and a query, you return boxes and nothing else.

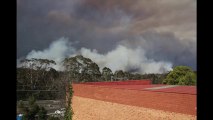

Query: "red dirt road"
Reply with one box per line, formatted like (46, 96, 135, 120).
(73, 84, 196, 116)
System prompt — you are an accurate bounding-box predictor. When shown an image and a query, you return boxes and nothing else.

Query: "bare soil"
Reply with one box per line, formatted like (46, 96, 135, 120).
(73, 84, 196, 115)
(72, 96, 196, 120)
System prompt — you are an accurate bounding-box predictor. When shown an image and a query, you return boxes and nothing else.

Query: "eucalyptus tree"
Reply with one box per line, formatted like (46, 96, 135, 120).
(63, 55, 101, 83)
(102, 67, 113, 81)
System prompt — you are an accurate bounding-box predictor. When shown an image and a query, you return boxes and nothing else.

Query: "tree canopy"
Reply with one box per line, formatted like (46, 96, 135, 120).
(162, 66, 196, 85)
(102, 67, 113, 81)
(63, 55, 101, 82)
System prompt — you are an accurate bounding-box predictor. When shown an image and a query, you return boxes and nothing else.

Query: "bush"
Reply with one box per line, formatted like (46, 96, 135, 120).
(162, 66, 196, 85)
(20, 96, 48, 120)
(38, 107, 47, 120)
(47, 116, 60, 120)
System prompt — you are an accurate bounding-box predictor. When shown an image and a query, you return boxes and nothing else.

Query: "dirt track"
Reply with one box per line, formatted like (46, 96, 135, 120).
(73, 84, 196, 115)
(72, 96, 196, 120)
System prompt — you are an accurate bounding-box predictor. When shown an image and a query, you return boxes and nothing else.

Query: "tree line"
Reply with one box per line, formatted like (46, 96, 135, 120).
(17, 55, 196, 100)
(17, 55, 196, 120)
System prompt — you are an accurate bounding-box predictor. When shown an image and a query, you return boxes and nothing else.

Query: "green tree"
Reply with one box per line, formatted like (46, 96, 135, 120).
(63, 58, 75, 120)
(48, 116, 60, 120)
(28, 96, 40, 120)
(63, 55, 101, 82)
(20, 96, 52, 120)
(102, 67, 113, 81)
(19, 58, 56, 89)
(162, 66, 196, 85)
(64, 84, 73, 120)
(123, 71, 131, 80)
(132, 73, 142, 80)
(17, 100, 25, 114)
(114, 70, 125, 81)
(17, 58, 59, 100)
(38, 107, 47, 120)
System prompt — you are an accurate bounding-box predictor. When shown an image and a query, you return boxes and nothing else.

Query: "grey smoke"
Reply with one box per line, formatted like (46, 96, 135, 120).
(24, 37, 172, 73)
(119, 31, 196, 69)
(17, 0, 196, 70)
(25, 37, 76, 70)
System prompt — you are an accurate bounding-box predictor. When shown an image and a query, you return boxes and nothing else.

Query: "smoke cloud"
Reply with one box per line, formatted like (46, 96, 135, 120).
(80, 45, 172, 73)
(17, 0, 196, 71)
(25, 37, 76, 70)
(23, 38, 172, 73)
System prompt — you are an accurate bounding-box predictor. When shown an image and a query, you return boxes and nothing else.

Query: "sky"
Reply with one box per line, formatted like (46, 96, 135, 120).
(17, 0, 196, 73)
